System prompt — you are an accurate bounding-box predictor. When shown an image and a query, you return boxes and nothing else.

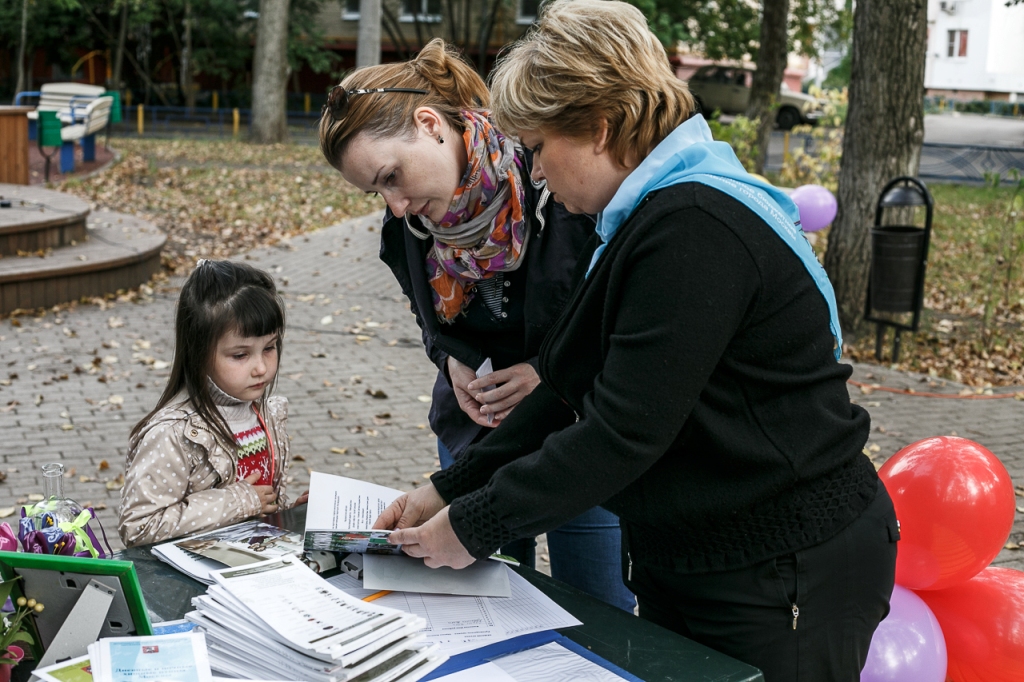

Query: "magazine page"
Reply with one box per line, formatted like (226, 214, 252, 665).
(303, 473, 405, 553)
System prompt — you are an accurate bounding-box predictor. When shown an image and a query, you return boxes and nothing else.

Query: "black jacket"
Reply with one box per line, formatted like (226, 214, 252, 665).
(432, 182, 879, 574)
(379, 152, 595, 457)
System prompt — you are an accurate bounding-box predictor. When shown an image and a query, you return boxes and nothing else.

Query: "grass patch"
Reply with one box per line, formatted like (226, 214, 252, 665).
(57, 138, 384, 274)
(847, 182, 1024, 387)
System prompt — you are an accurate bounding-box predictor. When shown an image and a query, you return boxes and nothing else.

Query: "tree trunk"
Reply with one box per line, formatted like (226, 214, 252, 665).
(13, 0, 29, 101)
(251, 0, 292, 143)
(357, 0, 382, 69)
(746, 0, 789, 175)
(181, 0, 195, 112)
(823, 0, 926, 335)
(112, 0, 129, 90)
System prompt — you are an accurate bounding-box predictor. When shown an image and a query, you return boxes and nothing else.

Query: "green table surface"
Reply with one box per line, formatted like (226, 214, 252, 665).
(116, 507, 764, 682)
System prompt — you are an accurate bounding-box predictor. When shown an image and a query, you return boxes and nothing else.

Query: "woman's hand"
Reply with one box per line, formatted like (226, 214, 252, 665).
(390, 507, 476, 569)
(468, 362, 540, 422)
(373, 483, 446, 530)
(244, 472, 279, 514)
(448, 356, 491, 427)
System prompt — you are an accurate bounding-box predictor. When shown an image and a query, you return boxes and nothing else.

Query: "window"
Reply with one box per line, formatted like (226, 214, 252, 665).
(517, 0, 541, 24)
(947, 29, 968, 58)
(401, 0, 442, 22)
(342, 0, 359, 20)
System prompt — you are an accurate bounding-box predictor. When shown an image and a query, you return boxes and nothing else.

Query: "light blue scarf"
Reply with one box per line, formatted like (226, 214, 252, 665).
(589, 115, 843, 360)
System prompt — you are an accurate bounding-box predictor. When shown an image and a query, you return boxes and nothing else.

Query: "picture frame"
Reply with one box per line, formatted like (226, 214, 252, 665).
(0, 551, 153, 664)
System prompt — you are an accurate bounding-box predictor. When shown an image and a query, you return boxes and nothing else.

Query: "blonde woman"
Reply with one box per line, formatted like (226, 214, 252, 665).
(376, 2, 897, 679)
(318, 39, 635, 612)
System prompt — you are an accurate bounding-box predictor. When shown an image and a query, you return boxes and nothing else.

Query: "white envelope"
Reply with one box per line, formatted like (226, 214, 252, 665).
(363, 553, 512, 598)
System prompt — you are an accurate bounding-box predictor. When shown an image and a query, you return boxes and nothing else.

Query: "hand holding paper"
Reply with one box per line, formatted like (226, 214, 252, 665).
(372, 483, 445, 531)
(390, 507, 476, 570)
(469, 361, 541, 423)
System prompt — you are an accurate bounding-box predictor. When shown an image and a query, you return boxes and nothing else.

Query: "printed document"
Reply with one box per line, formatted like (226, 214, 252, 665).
(304, 473, 404, 553)
(328, 570, 581, 657)
(88, 632, 212, 682)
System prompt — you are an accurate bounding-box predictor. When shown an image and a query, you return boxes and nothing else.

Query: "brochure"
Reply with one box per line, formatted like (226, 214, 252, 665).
(88, 632, 213, 682)
(303, 473, 405, 553)
(153, 519, 336, 584)
(33, 654, 94, 682)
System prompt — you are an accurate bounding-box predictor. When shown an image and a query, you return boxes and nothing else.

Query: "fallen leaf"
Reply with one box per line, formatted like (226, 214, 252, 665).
(108, 395, 124, 405)
(354, 448, 366, 457)
(323, 380, 334, 387)
(417, 395, 431, 403)
(0, 508, 14, 518)
(868, 444, 881, 453)
(311, 351, 328, 358)
(366, 388, 388, 399)
(153, 360, 170, 370)
(60, 423, 74, 431)
(292, 454, 306, 461)
(328, 410, 341, 420)
(348, 425, 363, 433)
(350, 375, 363, 384)
(330, 447, 348, 455)
(1006, 542, 1021, 550)
(79, 475, 97, 483)
(95, 503, 108, 511)
(108, 317, 124, 328)
(98, 460, 110, 471)
(320, 316, 333, 326)
(27, 493, 44, 501)
(366, 429, 379, 437)
(105, 474, 125, 490)
(34, 395, 43, 406)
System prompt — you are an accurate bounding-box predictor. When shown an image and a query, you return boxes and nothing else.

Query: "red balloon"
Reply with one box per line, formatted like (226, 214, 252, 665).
(916, 567, 1024, 682)
(878, 437, 1015, 591)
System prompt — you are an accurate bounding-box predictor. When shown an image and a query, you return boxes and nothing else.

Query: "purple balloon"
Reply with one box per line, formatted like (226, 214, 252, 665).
(861, 585, 947, 682)
(790, 184, 837, 232)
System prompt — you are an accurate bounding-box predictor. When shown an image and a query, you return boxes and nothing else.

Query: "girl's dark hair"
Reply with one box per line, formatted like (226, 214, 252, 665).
(130, 260, 285, 447)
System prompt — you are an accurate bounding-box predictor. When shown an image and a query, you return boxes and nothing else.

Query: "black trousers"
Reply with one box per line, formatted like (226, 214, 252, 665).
(626, 481, 898, 682)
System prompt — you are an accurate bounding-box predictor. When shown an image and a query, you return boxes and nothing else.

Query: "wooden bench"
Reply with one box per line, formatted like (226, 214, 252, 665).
(15, 83, 106, 140)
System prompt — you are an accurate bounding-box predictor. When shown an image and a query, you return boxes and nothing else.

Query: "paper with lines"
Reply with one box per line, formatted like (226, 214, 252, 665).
(328, 570, 581, 657)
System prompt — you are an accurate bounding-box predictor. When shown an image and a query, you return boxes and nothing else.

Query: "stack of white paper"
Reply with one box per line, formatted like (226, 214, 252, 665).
(186, 556, 446, 682)
(327, 570, 582, 658)
(86, 632, 213, 682)
(153, 519, 337, 584)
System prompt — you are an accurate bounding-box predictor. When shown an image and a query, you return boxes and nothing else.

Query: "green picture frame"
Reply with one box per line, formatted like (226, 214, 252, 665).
(0, 551, 153, 663)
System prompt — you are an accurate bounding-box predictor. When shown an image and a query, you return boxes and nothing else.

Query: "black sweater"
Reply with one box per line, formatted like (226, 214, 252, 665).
(431, 182, 878, 574)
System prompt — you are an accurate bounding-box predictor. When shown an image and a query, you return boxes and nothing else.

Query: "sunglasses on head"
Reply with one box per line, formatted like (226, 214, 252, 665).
(322, 86, 429, 122)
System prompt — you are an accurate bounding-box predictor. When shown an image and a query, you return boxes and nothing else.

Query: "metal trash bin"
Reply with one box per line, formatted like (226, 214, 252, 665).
(864, 177, 934, 362)
(870, 226, 927, 312)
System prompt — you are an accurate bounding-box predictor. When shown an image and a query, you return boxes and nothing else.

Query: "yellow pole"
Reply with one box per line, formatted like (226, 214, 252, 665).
(304, 93, 311, 113)
(1015, 102, 1020, 117)
(88, 54, 95, 84)
(125, 90, 133, 107)
(233, 108, 240, 137)
(783, 131, 791, 164)
(137, 104, 144, 135)
(106, 49, 111, 82)
(212, 91, 218, 111)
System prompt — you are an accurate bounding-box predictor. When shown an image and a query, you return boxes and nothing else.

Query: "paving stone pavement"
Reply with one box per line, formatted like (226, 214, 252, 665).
(2, 212, 1022, 575)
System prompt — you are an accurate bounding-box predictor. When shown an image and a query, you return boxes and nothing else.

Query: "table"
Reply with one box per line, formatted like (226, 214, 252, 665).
(0, 106, 33, 185)
(116, 508, 764, 682)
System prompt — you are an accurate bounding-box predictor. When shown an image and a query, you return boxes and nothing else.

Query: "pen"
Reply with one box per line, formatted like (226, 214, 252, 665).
(362, 590, 393, 602)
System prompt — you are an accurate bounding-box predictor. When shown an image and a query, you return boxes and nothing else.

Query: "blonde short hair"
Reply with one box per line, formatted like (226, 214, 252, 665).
(318, 39, 488, 171)
(490, 0, 694, 167)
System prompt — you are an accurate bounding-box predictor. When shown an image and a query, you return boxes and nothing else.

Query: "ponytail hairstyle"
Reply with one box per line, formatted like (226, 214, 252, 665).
(130, 260, 285, 448)
(318, 38, 489, 171)
(489, 0, 695, 168)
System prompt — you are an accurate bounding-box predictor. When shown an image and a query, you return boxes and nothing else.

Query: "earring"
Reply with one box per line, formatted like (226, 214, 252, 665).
(438, 136, 445, 144)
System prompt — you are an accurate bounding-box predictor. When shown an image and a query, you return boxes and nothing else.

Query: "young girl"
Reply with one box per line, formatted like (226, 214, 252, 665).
(119, 260, 305, 548)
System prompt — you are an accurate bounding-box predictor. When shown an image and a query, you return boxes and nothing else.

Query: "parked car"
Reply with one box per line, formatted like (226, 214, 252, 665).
(685, 65, 822, 130)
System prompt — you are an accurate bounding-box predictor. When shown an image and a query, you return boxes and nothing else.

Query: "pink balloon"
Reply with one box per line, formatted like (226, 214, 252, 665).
(791, 184, 837, 232)
(861, 585, 946, 682)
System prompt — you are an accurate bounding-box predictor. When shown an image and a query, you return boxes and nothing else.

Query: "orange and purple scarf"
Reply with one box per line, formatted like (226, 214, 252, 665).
(415, 110, 527, 322)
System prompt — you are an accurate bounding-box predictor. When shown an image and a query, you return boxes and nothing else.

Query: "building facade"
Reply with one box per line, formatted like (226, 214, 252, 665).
(925, 0, 1024, 101)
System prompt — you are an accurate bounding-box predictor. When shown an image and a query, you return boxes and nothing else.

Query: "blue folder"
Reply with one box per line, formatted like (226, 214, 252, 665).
(422, 630, 644, 681)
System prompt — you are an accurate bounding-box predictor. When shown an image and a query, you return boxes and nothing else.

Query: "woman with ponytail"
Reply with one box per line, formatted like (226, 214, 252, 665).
(318, 39, 634, 612)
(373, 4, 898, 680)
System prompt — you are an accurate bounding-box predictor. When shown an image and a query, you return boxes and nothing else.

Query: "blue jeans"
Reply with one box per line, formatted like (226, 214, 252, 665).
(438, 439, 635, 612)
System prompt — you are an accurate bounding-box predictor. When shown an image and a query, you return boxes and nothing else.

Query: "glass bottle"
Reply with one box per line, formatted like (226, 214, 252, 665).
(36, 462, 85, 526)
